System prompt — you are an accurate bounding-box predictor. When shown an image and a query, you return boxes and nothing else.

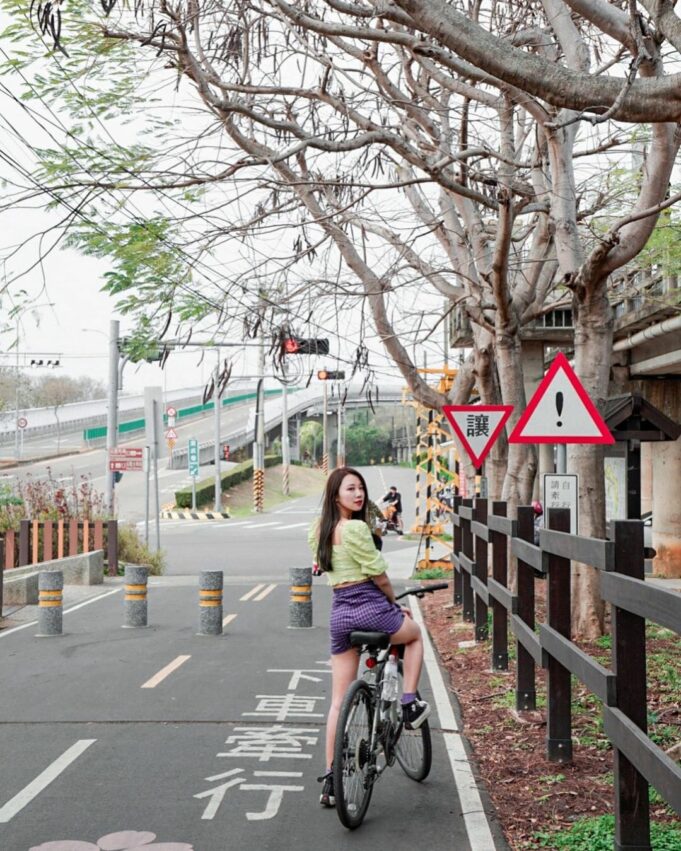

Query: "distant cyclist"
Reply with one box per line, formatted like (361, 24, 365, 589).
(308, 467, 430, 807)
(380, 485, 404, 535)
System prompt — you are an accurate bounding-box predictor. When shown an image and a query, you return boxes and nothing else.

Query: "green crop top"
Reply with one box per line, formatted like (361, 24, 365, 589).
(308, 519, 390, 587)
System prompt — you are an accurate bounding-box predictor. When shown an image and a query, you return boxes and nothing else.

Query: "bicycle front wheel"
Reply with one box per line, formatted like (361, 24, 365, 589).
(395, 668, 432, 781)
(333, 679, 375, 829)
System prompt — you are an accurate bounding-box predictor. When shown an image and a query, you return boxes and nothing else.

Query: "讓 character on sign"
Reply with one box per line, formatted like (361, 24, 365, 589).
(308, 467, 431, 807)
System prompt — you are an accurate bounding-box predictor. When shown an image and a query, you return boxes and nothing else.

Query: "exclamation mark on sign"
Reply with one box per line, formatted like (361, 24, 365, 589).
(556, 392, 564, 427)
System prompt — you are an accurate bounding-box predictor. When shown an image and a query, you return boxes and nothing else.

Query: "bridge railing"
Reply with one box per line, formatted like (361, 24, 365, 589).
(451, 496, 680, 848)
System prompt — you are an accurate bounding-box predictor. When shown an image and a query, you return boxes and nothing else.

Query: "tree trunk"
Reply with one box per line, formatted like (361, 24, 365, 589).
(568, 280, 612, 638)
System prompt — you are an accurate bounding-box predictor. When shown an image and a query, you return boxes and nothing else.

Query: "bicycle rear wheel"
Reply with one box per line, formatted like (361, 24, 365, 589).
(333, 679, 375, 829)
(395, 667, 432, 781)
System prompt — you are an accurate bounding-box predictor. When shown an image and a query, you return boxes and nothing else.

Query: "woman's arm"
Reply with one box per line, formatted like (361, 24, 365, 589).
(371, 571, 396, 604)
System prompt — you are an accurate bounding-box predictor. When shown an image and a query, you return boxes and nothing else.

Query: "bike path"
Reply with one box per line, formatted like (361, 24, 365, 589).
(0, 575, 507, 850)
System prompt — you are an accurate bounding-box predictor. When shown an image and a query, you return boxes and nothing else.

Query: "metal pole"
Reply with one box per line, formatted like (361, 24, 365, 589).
(282, 382, 290, 496)
(14, 317, 20, 462)
(105, 319, 120, 516)
(556, 444, 567, 475)
(322, 381, 328, 475)
(214, 349, 221, 513)
(144, 445, 150, 547)
(336, 390, 343, 468)
(152, 400, 161, 552)
(192, 477, 197, 511)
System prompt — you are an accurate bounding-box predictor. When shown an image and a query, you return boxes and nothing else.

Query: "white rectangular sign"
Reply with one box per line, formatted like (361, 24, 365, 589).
(543, 474, 579, 535)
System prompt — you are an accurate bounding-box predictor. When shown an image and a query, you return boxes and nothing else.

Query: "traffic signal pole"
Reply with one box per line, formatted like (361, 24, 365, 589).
(322, 381, 329, 475)
(104, 319, 120, 516)
(282, 382, 290, 496)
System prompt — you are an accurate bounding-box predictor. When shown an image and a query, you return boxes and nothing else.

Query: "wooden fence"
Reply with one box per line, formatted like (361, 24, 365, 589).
(451, 496, 680, 849)
(1, 519, 118, 577)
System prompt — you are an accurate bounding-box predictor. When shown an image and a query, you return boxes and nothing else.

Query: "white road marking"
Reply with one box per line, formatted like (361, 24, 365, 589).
(222, 613, 238, 627)
(411, 597, 498, 850)
(253, 583, 277, 602)
(240, 584, 266, 601)
(0, 739, 96, 823)
(275, 522, 309, 530)
(141, 654, 191, 689)
(245, 521, 281, 529)
(0, 588, 121, 640)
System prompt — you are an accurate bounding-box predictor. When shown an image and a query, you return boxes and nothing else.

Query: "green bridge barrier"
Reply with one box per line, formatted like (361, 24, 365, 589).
(83, 388, 284, 442)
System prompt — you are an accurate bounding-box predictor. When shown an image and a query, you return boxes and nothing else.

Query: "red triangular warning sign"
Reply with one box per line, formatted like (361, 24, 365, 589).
(443, 405, 513, 469)
(509, 353, 614, 444)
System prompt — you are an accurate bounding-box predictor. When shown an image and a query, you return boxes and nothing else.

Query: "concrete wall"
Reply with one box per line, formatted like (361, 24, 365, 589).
(2, 550, 104, 606)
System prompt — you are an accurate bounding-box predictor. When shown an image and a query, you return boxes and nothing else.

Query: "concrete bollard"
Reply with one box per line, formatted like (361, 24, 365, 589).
(37, 570, 63, 637)
(198, 570, 223, 636)
(124, 565, 149, 628)
(289, 567, 312, 628)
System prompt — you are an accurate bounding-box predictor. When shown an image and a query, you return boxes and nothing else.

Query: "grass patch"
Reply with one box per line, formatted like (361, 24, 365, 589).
(118, 523, 165, 575)
(412, 568, 451, 579)
(535, 814, 681, 850)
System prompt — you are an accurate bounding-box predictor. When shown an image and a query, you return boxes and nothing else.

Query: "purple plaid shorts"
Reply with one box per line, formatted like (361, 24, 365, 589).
(329, 581, 404, 655)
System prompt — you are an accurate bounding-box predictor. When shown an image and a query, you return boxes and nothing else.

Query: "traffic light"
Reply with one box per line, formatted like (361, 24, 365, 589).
(282, 337, 330, 355)
(317, 369, 345, 380)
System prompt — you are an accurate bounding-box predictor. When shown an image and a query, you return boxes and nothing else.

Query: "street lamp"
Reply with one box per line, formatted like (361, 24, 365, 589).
(14, 302, 55, 461)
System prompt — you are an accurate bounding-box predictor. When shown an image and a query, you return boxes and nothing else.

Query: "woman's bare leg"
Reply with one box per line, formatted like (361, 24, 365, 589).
(389, 617, 423, 694)
(325, 649, 360, 768)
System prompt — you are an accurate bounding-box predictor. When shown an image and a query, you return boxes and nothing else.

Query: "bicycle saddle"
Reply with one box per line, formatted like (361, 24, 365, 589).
(350, 630, 390, 649)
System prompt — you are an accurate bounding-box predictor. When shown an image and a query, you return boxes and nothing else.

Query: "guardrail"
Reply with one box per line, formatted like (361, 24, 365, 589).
(450, 496, 680, 847)
(1, 519, 118, 577)
(83, 388, 282, 444)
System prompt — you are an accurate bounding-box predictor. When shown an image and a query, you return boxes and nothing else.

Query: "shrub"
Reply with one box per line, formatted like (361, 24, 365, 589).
(117, 524, 165, 576)
(175, 455, 282, 508)
(535, 815, 681, 851)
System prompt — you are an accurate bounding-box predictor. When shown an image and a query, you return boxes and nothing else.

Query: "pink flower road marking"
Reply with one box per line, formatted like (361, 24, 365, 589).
(29, 832, 194, 851)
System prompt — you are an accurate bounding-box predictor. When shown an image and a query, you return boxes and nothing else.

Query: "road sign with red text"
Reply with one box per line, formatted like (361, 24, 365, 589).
(109, 447, 144, 472)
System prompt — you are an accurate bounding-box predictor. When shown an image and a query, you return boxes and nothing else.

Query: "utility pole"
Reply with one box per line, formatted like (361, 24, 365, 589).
(14, 315, 20, 462)
(322, 381, 329, 475)
(336, 388, 344, 468)
(281, 382, 290, 496)
(253, 330, 266, 511)
(105, 319, 120, 515)
(213, 348, 222, 513)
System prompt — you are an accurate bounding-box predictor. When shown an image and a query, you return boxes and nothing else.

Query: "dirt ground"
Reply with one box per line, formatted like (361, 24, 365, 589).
(418, 581, 680, 850)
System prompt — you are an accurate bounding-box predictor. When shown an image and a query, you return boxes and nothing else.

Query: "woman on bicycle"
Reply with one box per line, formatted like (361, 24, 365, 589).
(308, 466, 431, 807)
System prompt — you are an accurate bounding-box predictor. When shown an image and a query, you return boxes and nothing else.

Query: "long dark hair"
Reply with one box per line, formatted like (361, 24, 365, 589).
(316, 467, 369, 573)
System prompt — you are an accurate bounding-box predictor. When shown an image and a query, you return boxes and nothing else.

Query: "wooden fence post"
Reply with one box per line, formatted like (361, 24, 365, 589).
(18, 519, 30, 567)
(461, 498, 474, 623)
(453, 496, 462, 606)
(5, 530, 15, 569)
(491, 501, 508, 671)
(473, 498, 488, 642)
(43, 520, 54, 562)
(546, 507, 572, 764)
(516, 506, 536, 711)
(107, 520, 119, 577)
(612, 520, 651, 851)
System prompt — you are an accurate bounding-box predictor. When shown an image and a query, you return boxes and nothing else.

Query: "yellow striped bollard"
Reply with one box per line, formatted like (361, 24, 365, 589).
(198, 570, 223, 636)
(37, 570, 63, 637)
(124, 565, 149, 628)
(289, 567, 312, 628)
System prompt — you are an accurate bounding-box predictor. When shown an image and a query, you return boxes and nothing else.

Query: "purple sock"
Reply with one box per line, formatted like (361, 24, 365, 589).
(401, 692, 416, 705)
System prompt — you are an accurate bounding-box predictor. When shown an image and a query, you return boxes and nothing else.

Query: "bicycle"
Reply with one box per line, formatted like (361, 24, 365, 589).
(332, 582, 449, 829)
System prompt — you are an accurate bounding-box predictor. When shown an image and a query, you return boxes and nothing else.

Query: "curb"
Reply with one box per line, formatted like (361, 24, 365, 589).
(160, 510, 231, 520)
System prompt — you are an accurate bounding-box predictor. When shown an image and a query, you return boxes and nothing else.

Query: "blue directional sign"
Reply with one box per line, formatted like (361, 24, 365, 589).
(188, 438, 200, 477)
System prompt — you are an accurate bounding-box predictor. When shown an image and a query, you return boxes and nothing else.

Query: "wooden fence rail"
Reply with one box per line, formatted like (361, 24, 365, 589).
(2, 519, 118, 576)
(451, 496, 680, 850)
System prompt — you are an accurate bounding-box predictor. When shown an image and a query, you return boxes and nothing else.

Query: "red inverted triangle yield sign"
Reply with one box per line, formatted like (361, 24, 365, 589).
(508, 352, 614, 444)
(443, 405, 513, 469)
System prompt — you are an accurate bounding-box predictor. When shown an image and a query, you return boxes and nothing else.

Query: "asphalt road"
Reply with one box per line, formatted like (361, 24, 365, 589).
(0, 478, 506, 851)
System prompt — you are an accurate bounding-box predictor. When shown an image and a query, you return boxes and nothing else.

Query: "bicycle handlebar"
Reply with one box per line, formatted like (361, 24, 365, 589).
(395, 582, 449, 601)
